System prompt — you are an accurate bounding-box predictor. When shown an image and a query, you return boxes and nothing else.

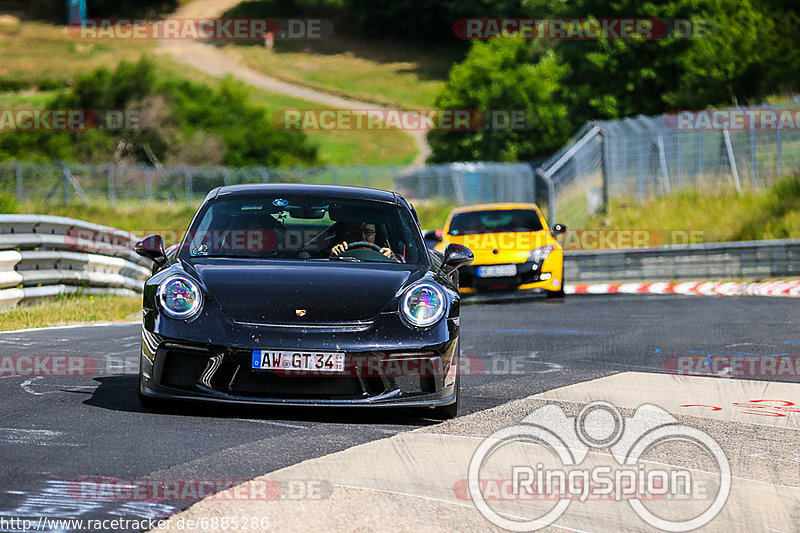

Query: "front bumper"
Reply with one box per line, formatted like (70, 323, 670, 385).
(458, 260, 561, 292)
(139, 320, 459, 408)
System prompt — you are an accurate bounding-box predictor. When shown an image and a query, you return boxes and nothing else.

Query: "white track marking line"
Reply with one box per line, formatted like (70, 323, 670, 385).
(330, 483, 594, 533)
(19, 376, 97, 396)
(0, 428, 82, 447)
(0, 321, 139, 335)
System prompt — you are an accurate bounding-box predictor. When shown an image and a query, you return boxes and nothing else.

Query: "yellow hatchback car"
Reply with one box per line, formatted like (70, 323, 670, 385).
(430, 203, 566, 297)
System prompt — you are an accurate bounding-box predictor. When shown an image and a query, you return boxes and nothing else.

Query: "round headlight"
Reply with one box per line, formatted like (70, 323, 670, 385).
(401, 283, 446, 328)
(157, 275, 203, 319)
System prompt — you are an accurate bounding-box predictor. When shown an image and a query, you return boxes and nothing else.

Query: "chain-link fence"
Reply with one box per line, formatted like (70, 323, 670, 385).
(0, 160, 536, 208)
(3, 105, 797, 229)
(535, 105, 800, 228)
(395, 162, 535, 205)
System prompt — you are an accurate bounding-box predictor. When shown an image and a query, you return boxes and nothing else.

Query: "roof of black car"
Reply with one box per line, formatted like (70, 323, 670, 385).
(210, 183, 398, 204)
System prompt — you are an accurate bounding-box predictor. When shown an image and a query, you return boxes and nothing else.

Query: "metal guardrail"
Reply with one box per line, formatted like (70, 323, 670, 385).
(564, 238, 800, 282)
(2, 214, 796, 307)
(0, 215, 151, 308)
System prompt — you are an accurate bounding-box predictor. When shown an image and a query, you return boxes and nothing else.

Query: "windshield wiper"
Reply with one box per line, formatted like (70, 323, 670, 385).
(329, 255, 361, 262)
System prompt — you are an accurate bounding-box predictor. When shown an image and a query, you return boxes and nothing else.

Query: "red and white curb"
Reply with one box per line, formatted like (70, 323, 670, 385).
(566, 280, 800, 297)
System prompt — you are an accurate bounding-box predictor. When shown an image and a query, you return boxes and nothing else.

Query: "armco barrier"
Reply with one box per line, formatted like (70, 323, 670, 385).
(564, 238, 800, 282)
(0, 215, 152, 308)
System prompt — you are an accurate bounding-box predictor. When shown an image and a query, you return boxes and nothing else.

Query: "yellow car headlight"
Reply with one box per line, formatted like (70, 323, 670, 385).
(527, 245, 555, 263)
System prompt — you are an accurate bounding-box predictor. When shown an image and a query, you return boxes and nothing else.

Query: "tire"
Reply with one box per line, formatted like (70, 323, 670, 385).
(431, 367, 460, 420)
(432, 393, 459, 419)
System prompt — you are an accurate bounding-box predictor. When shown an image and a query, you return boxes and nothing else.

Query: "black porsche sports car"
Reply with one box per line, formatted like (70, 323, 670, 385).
(134, 184, 473, 418)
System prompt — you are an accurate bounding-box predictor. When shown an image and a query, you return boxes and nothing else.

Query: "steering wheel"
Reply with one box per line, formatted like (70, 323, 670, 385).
(335, 241, 398, 263)
(346, 241, 383, 252)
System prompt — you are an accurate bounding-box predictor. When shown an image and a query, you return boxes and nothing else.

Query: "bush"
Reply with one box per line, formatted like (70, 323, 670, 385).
(0, 193, 20, 214)
(0, 58, 319, 167)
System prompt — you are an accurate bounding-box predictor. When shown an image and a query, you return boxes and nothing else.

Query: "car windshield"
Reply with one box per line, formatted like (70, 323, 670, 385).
(183, 195, 425, 264)
(448, 209, 544, 235)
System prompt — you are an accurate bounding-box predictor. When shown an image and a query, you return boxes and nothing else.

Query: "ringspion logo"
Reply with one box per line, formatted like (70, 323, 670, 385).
(467, 402, 730, 531)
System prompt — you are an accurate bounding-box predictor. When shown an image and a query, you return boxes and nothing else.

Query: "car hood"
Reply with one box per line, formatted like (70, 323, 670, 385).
(187, 259, 424, 323)
(441, 231, 556, 265)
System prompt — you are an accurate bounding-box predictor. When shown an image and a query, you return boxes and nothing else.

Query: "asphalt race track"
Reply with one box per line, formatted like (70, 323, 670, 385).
(0, 294, 797, 531)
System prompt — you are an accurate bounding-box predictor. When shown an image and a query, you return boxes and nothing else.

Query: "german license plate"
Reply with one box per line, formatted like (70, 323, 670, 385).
(252, 350, 345, 372)
(477, 264, 517, 278)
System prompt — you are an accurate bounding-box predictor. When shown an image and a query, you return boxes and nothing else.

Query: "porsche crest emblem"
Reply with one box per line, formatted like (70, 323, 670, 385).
(296, 309, 307, 317)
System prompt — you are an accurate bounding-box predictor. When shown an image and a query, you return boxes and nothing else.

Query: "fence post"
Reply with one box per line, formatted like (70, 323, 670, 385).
(259, 166, 270, 183)
(183, 165, 192, 204)
(537, 168, 557, 225)
(390, 165, 398, 191)
(106, 163, 116, 207)
(722, 129, 742, 193)
(145, 167, 153, 201)
(656, 136, 671, 194)
(697, 130, 704, 185)
(675, 133, 682, 189)
(14, 160, 23, 200)
(749, 128, 757, 188)
(776, 128, 782, 177)
(637, 135, 646, 202)
(61, 163, 70, 203)
(600, 127, 610, 211)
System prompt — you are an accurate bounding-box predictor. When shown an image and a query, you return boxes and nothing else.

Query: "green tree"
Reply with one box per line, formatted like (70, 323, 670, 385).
(429, 0, 799, 161)
(428, 39, 569, 162)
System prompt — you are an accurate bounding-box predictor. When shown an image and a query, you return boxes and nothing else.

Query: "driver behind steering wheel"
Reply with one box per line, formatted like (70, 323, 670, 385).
(330, 223, 398, 261)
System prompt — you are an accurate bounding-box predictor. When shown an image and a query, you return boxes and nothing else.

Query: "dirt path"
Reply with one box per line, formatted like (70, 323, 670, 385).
(160, 0, 431, 165)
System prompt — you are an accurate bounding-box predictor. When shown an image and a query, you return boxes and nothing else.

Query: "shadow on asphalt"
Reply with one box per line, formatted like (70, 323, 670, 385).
(85, 375, 442, 426)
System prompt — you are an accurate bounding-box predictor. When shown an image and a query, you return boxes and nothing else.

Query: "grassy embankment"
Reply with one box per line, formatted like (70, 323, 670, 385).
(219, 0, 456, 109)
(0, 16, 417, 165)
(589, 173, 800, 243)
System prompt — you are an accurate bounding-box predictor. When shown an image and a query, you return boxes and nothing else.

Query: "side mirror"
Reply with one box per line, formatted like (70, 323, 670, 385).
(551, 223, 567, 235)
(134, 234, 168, 268)
(423, 229, 443, 243)
(442, 243, 473, 274)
